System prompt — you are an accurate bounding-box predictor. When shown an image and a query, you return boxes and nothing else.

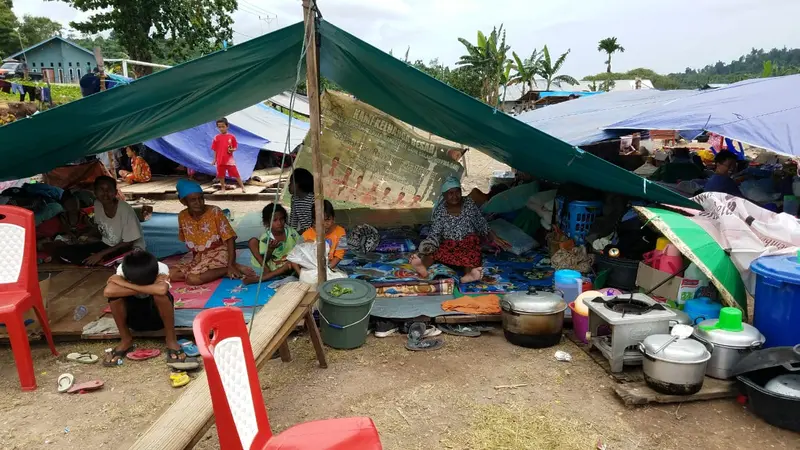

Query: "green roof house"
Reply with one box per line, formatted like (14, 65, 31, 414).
(7, 36, 96, 84)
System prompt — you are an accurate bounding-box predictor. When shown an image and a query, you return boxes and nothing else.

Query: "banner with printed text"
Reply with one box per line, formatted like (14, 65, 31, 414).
(294, 91, 465, 209)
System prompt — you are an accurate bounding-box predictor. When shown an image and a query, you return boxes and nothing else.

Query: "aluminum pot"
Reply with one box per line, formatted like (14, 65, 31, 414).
(639, 334, 711, 395)
(692, 319, 765, 379)
(500, 287, 566, 349)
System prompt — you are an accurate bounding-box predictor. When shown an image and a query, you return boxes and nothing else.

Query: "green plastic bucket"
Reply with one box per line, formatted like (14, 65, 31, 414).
(318, 279, 376, 349)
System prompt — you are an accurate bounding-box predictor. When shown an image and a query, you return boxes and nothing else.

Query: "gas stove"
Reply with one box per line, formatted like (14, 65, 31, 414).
(585, 293, 677, 372)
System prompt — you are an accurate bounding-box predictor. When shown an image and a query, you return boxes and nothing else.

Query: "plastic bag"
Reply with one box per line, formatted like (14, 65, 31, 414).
(287, 242, 347, 286)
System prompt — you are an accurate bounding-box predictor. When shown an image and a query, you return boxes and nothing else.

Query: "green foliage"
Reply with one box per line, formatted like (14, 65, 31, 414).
(18, 15, 62, 48)
(597, 37, 624, 73)
(411, 58, 483, 99)
(457, 25, 511, 104)
(56, 0, 237, 65)
(67, 32, 128, 60)
(0, 0, 18, 57)
(538, 45, 578, 91)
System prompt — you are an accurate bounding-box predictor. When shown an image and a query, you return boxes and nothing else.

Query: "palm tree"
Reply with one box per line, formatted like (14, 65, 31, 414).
(457, 25, 511, 105)
(598, 37, 625, 91)
(509, 50, 540, 108)
(537, 45, 578, 91)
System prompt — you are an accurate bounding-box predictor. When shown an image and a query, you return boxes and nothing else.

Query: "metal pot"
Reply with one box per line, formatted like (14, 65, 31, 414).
(639, 334, 711, 395)
(692, 319, 765, 379)
(500, 287, 566, 349)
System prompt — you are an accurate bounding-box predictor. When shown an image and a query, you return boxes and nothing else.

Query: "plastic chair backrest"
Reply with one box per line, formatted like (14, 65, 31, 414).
(193, 307, 272, 450)
(0, 206, 38, 295)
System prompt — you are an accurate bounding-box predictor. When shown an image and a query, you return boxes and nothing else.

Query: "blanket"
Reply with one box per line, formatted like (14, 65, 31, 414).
(459, 251, 554, 294)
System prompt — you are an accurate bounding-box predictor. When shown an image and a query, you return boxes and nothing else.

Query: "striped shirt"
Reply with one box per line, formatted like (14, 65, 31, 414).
(289, 193, 314, 234)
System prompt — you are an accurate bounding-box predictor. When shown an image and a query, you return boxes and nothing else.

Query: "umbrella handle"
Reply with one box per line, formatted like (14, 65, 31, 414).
(644, 260, 693, 297)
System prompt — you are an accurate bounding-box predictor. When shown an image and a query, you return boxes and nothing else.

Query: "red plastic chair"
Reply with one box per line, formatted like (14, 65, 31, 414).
(0, 206, 58, 390)
(193, 307, 383, 450)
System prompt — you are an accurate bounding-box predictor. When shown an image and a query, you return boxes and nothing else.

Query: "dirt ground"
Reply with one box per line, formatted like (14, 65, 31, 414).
(2, 330, 797, 450)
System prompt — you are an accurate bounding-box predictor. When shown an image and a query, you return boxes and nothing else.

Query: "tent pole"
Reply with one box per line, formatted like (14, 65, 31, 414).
(303, 0, 328, 286)
(94, 47, 116, 178)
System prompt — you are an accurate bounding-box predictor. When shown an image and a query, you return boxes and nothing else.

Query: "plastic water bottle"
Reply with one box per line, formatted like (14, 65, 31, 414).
(555, 269, 583, 303)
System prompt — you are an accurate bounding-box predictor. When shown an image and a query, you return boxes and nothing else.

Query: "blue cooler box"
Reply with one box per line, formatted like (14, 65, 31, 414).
(750, 255, 800, 347)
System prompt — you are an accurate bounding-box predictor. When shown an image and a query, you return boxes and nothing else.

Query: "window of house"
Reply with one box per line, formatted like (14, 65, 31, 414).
(58, 62, 62, 67)
(57, 68, 64, 83)
(31, 62, 36, 67)
(68, 62, 72, 67)
(77, 68, 82, 78)
(50, 62, 54, 67)
(68, 68, 74, 82)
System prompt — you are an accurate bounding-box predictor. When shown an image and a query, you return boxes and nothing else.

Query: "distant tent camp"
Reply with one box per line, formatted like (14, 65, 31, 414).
(144, 103, 309, 180)
(0, 20, 695, 208)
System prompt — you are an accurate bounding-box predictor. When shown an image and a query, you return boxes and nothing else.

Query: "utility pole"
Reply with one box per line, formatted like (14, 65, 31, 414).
(302, 0, 328, 286)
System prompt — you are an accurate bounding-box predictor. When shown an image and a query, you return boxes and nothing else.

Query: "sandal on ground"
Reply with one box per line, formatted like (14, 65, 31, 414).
(67, 352, 100, 364)
(103, 345, 135, 367)
(437, 324, 482, 337)
(165, 348, 200, 371)
(170, 372, 191, 388)
(126, 348, 161, 361)
(57, 373, 74, 393)
(66, 380, 104, 394)
(177, 339, 200, 357)
(405, 322, 444, 352)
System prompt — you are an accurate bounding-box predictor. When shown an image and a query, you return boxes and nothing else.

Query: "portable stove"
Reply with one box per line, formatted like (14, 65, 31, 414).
(585, 293, 676, 372)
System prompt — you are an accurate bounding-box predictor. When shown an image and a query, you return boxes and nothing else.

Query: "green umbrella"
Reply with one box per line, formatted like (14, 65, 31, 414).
(635, 206, 747, 313)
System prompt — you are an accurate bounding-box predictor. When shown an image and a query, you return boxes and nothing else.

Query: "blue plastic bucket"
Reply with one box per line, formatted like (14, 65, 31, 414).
(750, 255, 800, 347)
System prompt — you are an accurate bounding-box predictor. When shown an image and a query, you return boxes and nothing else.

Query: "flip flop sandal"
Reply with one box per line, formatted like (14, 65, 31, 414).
(177, 339, 200, 357)
(165, 348, 200, 371)
(170, 372, 191, 388)
(437, 324, 481, 338)
(126, 348, 161, 361)
(66, 380, 104, 394)
(67, 352, 100, 364)
(57, 373, 74, 393)
(405, 338, 445, 352)
(423, 326, 442, 338)
(103, 345, 135, 367)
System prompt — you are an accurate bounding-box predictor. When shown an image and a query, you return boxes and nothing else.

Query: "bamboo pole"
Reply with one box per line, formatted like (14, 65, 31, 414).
(302, 0, 328, 286)
(94, 47, 116, 177)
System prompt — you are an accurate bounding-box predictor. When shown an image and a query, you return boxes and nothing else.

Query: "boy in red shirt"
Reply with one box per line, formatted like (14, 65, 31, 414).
(211, 117, 246, 193)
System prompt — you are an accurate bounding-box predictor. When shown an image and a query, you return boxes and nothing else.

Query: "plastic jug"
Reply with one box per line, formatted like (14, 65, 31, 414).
(555, 269, 583, 303)
(659, 244, 683, 275)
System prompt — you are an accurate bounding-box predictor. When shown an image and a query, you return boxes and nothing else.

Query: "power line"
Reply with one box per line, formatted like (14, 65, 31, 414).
(240, 0, 276, 17)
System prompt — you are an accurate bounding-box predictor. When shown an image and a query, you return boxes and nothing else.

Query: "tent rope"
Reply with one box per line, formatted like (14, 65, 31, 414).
(248, 5, 314, 336)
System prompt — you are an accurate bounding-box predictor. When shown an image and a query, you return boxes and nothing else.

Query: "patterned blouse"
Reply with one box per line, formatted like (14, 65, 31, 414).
(424, 196, 489, 247)
(178, 206, 237, 253)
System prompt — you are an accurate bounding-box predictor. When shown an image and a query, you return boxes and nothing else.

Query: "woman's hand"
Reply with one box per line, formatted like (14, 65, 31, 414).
(227, 264, 244, 279)
(83, 251, 106, 266)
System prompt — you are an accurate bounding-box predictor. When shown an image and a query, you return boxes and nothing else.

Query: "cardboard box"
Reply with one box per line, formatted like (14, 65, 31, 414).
(636, 262, 701, 304)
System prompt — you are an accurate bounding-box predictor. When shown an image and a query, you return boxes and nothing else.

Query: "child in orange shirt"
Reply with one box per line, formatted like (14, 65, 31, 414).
(300, 200, 347, 269)
(211, 117, 246, 193)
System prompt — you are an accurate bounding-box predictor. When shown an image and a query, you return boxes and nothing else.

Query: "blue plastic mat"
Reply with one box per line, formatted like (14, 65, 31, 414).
(459, 251, 554, 294)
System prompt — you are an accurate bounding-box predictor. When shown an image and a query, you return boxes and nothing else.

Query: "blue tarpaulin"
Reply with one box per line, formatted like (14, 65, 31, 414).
(515, 89, 695, 146)
(608, 75, 800, 156)
(538, 91, 604, 98)
(145, 103, 309, 180)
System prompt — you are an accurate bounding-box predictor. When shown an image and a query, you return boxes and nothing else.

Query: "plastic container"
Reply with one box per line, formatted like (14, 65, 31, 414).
(655, 237, 671, 251)
(658, 244, 684, 275)
(555, 269, 583, 304)
(683, 297, 723, 325)
(785, 195, 800, 217)
(750, 255, 800, 347)
(595, 254, 639, 291)
(555, 198, 602, 245)
(568, 302, 589, 344)
(318, 279, 376, 349)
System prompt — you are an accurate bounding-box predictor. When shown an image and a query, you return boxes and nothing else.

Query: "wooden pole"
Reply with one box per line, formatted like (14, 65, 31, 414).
(94, 47, 116, 177)
(302, 0, 328, 286)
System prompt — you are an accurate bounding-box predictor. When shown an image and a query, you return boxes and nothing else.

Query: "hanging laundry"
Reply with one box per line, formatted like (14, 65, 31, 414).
(0, 80, 10, 93)
(40, 87, 52, 103)
(20, 85, 36, 101)
(10, 83, 23, 95)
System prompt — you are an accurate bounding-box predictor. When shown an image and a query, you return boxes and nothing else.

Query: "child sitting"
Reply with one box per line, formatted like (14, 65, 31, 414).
(300, 200, 347, 270)
(103, 251, 187, 366)
(169, 179, 252, 285)
(244, 203, 301, 285)
(118, 145, 152, 184)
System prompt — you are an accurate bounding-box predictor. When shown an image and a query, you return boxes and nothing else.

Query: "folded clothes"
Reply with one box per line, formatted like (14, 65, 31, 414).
(441, 294, 502, 315)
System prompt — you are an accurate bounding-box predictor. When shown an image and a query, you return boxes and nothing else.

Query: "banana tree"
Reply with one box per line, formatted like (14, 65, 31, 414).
(509, 49, 540, 108)
(538, 45, 578, 91)
(457, 25, 511, 105)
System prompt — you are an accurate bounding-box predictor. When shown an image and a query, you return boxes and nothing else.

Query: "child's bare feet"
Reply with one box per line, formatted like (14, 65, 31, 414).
(409, 254, 429, 278)
(460, 267, 483, 283)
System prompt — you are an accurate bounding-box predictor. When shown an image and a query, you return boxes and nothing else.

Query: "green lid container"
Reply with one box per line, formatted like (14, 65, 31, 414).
(699, 307, 744, 332)
(318, 279, 376, 349)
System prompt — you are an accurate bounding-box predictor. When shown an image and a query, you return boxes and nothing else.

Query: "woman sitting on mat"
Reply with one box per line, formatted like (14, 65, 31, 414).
(169, 179, 253, 285)
(288, 168, 315, 234)
(244, 203, 301, 285)
(410, 176, 492, 283)
(118, 145, 152, 184)
(56, 176, 145, 266)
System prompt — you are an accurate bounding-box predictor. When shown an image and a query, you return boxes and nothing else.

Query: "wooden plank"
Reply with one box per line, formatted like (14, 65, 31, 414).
(130, 282, 310, 450)
(42, 270, 94, 304)
(613, 378, 737, 406)
(210, 184, 266, 196)
(435, 314, 502, 324)
(82, 324, 194, 340)
(564, 330, 644, 383)
(38, 262, 109, 274)
(45, 270, 111, 326)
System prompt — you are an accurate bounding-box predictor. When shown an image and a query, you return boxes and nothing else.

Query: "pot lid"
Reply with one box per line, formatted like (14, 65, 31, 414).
(693, 318, 765, 348)
(501, 288, 566, 315)
(641, 334, 710, 363)
(764, 374, 800, 398)
(731, 346, 800, 377)
(318, 279, 376, 307)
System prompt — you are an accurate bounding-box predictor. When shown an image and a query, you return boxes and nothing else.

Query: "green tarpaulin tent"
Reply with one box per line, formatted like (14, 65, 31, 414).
(0, 20, 695, 208)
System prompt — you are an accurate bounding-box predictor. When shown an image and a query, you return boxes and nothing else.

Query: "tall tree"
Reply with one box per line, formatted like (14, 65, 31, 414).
(598, 37, 625, 92)
(0, 0, 18, 57)
(538, 45, 577, 91)
(509, 49, 540, 108)
(457, 25, 510, 105)
(55, 0, 237, 65)
(18, 15, 63, 48)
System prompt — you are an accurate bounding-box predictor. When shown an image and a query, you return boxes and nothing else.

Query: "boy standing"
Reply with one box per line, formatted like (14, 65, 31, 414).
(104, 251, 192, 367)
(211, 118, 246, 193)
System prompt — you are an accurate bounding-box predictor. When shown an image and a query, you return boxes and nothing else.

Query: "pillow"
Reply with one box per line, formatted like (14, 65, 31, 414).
(490, 219, 537, 255)
(482, 182, 539, 214)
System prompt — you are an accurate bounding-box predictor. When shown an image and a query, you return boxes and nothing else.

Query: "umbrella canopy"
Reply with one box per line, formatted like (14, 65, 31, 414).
(635, 206, 747, 312)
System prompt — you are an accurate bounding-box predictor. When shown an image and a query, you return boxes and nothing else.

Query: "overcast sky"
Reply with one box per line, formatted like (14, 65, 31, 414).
(15, 0, 800, 77)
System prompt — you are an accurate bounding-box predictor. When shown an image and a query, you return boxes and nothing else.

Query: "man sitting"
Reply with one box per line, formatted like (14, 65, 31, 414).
(103, 251, 187, 366)
(169, 179, 252, 285)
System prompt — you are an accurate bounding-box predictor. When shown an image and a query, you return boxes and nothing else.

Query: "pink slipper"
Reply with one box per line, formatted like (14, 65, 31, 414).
(67, 380, 104, 394)
(126, 348, 161, 361)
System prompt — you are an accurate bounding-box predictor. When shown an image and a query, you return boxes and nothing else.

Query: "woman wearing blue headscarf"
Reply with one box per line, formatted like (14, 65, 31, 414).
(410, 176, 491, 283)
